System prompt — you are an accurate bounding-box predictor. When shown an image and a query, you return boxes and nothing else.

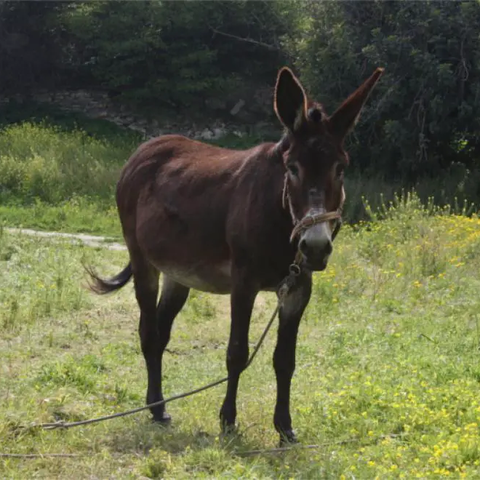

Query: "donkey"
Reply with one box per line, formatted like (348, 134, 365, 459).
(88, 66, 383, 444)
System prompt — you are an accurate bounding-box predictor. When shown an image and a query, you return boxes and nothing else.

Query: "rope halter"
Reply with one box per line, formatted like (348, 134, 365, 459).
(289, 210, 342, 243)
(282, 173, 344, 244)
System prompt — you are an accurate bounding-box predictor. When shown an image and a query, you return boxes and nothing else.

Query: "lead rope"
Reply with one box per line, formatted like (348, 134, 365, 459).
(28, 264, 302, 431)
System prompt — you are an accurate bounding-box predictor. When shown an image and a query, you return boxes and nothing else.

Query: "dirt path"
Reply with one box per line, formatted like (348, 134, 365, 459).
(5, 227, 127, 251)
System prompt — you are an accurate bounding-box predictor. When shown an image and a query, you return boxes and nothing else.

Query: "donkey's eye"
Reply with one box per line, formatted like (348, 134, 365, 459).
(288, 164, 299, 177)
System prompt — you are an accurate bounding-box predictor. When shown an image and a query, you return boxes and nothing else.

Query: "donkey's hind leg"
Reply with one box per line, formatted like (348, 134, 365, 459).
(134, 260, 189, 423)
(151, 276, 189, 422)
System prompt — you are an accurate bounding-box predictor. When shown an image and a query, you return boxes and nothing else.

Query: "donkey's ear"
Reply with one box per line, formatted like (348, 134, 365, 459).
(274, 67, 308, 132)
(330, 67, 384, 139)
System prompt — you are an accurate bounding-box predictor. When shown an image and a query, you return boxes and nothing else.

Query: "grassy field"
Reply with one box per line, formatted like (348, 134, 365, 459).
(2, 114, 480, 477)
(2, 195, 480, 478)
(0, 119, 134, 237)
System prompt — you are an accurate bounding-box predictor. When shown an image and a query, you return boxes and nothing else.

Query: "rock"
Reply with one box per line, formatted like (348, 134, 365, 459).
(111, 116, 124, 126)
(212, 127, 227, 139)
(196, 128, 214, 140)
(230, 99, 245, 116)
(205, 97, 227, 111)
(129, 124, 147, 136)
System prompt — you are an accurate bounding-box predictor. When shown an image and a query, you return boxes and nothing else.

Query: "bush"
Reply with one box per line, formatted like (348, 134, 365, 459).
(59, 1, 292, 114)
(0, 123, 136, 204)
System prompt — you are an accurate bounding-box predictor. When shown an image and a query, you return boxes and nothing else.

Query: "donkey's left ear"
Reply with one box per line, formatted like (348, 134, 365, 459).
(274, 67, 308, 132)
(329, 67, 384, 139)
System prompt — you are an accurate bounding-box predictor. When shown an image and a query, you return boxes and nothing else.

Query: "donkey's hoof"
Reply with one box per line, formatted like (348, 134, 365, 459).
(279, 429, 299, 446)
(152, 411, 172, 425)
(220, 422, 239, 437)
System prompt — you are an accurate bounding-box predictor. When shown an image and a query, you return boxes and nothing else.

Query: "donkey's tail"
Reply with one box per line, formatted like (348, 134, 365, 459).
(85, 262, 133, 295)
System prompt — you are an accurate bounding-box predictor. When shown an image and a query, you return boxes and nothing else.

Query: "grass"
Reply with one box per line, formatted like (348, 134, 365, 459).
(0, 116, 135, 236)
(1, 113, 480, 236)
(2, 194, 480, 477)
(0, 110, 266, 236)
(0, 199, 122, 238)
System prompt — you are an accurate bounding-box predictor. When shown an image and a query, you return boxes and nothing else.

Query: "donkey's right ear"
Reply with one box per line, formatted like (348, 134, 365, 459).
(274, 67, 308, 132)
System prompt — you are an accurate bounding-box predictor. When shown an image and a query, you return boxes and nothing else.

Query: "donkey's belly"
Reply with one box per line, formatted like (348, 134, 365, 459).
(159, 261, 232, 294)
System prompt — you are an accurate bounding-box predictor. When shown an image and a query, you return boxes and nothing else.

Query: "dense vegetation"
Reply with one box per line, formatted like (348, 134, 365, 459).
(1, 120, 477, 236)
(2, 0, 480, 187)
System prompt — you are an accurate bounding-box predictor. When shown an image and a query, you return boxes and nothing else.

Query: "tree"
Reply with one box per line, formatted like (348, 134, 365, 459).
(291, 0, 480, 181)
(0, 1, 66, 94)
(60, 1, 292, 113)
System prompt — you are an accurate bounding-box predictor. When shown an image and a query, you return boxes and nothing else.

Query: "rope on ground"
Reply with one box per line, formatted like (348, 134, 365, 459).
(1, 432, 410, 459)
(28, 305, 280, 431)
(0, 453, 80, 459)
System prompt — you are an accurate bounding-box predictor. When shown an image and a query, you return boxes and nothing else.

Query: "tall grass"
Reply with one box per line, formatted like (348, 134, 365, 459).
(343, 172, 479, 222)
(0, 122, 136, 204)
(1, 119, 480, 235)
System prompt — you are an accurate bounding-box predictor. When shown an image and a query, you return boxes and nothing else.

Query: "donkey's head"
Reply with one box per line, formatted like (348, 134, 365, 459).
(274, 66, 384, 271)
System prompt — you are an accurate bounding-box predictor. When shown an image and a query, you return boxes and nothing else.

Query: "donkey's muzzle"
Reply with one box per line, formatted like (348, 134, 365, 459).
(298, 224, 333, 271)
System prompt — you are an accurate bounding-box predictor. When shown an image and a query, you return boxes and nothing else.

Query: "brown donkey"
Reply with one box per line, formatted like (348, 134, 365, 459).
(88, 66, 383, 444)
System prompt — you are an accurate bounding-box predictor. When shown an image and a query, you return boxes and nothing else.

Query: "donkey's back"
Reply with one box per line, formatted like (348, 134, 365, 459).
(115, 134, 276, 294)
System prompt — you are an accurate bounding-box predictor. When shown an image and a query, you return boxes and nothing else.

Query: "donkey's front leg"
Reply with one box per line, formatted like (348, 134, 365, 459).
(219, 275, 257, 433)
(273, 270, 312, 444)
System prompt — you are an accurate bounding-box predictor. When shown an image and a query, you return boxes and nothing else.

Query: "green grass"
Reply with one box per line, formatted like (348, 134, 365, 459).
(0, 114, 266, 236)
(0, 199, 121, 238)
(0, 118, 135, 235)
(2, 195, 480, 478)
(1, 116, 480, 236)
(0, 121, 136, 204)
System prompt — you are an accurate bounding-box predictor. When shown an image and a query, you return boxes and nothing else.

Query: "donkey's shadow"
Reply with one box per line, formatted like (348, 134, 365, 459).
(101, 417, 261, 458)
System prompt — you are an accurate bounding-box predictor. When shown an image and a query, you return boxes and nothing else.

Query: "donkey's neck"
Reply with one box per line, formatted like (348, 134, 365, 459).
(240, 138, 299, 279)
(264, 137, 298, 237)
(273, 133, 290, 157)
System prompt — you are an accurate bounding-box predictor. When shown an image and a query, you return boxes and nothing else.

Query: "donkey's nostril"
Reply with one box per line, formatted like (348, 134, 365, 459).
(325, 241, 333, 256)
(299, 238, 309, 256)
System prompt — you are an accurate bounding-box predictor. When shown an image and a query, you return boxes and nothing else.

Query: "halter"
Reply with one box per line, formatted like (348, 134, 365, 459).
(282, 173, 344, 244)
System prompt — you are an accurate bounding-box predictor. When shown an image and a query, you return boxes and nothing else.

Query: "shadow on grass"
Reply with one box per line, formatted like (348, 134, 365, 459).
(101, 417, 260, 457)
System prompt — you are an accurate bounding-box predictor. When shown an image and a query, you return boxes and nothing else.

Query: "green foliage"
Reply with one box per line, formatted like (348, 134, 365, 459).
(292, 0, 480, 181)
(0, 199, 122, 238)
(0, 122, 136, 204)
(0, 104, 138, 238)
(59, 1, 290, 113)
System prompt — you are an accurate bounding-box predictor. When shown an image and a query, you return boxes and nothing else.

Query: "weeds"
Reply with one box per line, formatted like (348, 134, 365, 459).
(2, 120, 480, 237)
(0, 122, 135, 204)
(2, 199, 480, 477)
(4, 120, 480, 476)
